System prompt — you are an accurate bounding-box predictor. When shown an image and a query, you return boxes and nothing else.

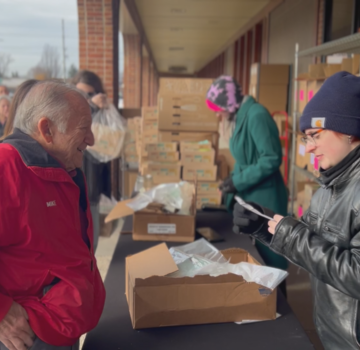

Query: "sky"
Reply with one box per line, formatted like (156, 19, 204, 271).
(0, 0, 79, 77)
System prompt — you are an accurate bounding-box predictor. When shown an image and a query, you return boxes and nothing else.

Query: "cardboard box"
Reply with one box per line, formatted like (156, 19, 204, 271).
(197, 181, 221, 195)
(180, 141, 213, 153)
(105, 188, 196, 242)
(342, 58, 353, 73)
(142, 106, 158, 121)
(142, 132, 159, 144)
(307, 80, 323, 102)
(353, 54, 360, 75)
(304, 183, 320, 201)
(142, 120, 158, 132)
(145, 142, 178, 152)
(183, 165, 218, 181)
(146, 151, 180, 163)
(273, 114, 287, 137)
(123, 170, 138, 198)
(159, 78, 213, 95)
(250, 63, 289, 85)
(142, 162, 182, 179)
(125, 153, 139, 164)
(158, 95, 219, 132)
(125, 244, 277, 329)
(196, 193, 222, 209)
(181, 150, 215, 165)
(324, 64, 342, 78)
(125, 128, 136, 144)
(125, 142, 137, 155)
(158, 131, 219, 149)
(308, 63, 327, 79)
(297, 80, 308, 113)
(295, 135, 311, 169)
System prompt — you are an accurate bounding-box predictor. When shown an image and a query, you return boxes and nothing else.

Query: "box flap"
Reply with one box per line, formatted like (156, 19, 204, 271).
(127, 243, 178, 283)
(105, 198, 135, 223)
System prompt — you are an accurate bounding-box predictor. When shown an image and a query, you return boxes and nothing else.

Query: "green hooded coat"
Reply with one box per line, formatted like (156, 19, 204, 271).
(226, 96, 288, 270)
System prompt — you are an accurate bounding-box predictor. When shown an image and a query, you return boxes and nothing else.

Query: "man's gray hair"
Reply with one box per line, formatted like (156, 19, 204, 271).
(14, 80, 88, 134)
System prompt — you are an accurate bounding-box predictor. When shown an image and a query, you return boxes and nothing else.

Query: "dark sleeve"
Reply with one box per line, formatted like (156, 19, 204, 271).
(270, 216, 360, 299)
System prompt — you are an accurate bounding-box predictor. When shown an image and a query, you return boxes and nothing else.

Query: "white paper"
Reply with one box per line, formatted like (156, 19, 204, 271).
(235, 196, 275, 222)
(148, 224, 176, 234)
(235, 313, 281, 325)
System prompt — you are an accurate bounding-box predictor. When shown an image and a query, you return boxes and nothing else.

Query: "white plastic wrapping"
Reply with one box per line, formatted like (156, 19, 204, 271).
(167, 239, 288, 290)
(87, 103, 127, 162)
(126, 182, 195, 215)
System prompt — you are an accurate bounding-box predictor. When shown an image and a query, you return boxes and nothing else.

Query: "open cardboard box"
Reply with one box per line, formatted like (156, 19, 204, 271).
(125, 243, 277, 329)
(105, 186, 197, 242)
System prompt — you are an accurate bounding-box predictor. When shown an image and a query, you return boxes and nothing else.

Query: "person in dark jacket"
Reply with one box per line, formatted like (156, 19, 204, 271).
(206, 76, 288, 281)
(233, 71, 360, 350)
(72, 70, 112, 251)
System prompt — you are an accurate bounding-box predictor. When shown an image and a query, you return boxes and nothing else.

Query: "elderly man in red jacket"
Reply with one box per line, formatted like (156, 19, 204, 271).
(0, 81, 106, 350)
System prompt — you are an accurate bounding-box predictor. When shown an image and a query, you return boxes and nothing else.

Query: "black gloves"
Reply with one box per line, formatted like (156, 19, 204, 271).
(232, 202, 276, 245)
(219, 177, 237, 194)
(233, 202, 265, 234)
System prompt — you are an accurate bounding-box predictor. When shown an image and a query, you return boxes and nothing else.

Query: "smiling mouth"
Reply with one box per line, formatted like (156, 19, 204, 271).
(77, 148, 85, 153)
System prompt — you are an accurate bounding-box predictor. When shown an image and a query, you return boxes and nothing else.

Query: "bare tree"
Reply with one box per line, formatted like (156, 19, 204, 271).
(68, 64, 78, 78)
(29, 44, 60, 79)
(0, 53, 14, 78)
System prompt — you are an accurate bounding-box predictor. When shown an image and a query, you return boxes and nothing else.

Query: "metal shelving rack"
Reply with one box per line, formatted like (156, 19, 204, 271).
(290, 33, 360, 214)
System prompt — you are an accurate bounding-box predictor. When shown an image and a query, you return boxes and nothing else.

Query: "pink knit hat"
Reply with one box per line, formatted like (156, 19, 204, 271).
(206, 99, 224, 112)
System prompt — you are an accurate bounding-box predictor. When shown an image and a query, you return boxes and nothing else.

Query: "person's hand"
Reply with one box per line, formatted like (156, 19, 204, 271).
(219, 177, 237, 194)
(0, 302, 35, 350)
(233, 202, 266, 234)
(91, 93, 107, 109)
(268, 215, 284, 235)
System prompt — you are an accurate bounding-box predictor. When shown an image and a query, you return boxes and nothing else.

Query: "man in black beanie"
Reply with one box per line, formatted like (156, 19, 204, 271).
(233, 71, 360, 350)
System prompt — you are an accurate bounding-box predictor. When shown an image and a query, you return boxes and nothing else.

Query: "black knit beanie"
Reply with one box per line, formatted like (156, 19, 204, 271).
(300, 71, 360, 138)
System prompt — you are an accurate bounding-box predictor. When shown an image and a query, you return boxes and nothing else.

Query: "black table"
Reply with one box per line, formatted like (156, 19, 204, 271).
(84, 212, 315, 350)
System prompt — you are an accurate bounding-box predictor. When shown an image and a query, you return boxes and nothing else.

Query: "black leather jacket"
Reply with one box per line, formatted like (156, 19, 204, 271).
(254, 156, 360, 350)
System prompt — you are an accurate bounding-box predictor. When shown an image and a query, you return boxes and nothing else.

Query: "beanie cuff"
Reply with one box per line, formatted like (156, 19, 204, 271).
(300, 111, 360, 138)
(206, 99, 224, 112)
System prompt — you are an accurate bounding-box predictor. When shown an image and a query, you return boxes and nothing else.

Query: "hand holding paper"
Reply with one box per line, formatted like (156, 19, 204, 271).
(235, 196, 275, 222)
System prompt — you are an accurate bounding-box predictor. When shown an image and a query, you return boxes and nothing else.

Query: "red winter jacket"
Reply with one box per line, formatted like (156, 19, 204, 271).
(0, 130, 106, 346)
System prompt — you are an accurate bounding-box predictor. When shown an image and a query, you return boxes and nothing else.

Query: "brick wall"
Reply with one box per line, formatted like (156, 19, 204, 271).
(123, 34, 141, 108)
(78, 0, 116, 101)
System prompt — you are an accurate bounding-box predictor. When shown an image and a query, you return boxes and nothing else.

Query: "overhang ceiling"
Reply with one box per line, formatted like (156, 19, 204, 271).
(122, 0, 277, 74)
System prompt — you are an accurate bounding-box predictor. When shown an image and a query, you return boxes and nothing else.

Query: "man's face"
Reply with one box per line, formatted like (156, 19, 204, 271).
(0, 98, 10, 120)
(0, 86, 8, 96)
(50, 94, 94, 171)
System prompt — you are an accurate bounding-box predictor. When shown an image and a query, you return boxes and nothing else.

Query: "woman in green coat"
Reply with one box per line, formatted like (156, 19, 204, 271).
(206, 76, 289, 283)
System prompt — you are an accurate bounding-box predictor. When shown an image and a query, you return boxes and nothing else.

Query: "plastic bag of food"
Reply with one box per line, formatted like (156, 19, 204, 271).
(87, 103, 127, 162)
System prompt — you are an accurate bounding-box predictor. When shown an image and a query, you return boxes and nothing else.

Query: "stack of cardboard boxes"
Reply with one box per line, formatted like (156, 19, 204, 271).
(124, 117, 141, 168)
(249, 63, 290, 113)
(133, 78, 222, 209)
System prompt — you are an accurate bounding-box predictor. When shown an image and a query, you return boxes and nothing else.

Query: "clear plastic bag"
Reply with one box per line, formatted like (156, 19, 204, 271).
(87, 103, 127, 162)
(126, 182, 195, 215)
(167, 239, 288, 290)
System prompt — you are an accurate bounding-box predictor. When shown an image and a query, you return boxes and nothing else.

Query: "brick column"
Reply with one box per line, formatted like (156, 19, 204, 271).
(77, 0, 118, 103)
(142, 56, 150, 107)
(123, 34, 141, 108)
